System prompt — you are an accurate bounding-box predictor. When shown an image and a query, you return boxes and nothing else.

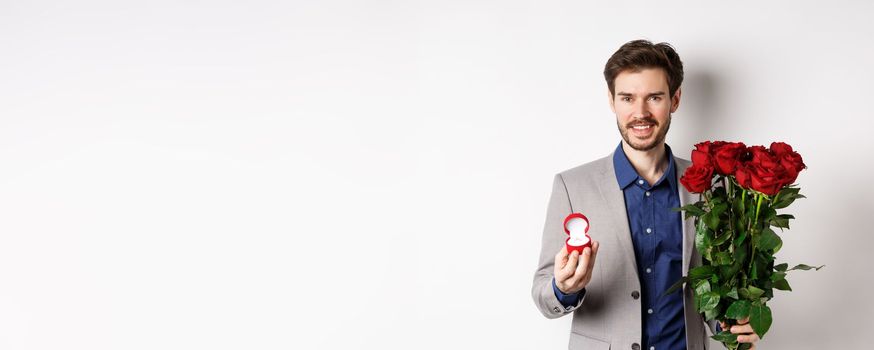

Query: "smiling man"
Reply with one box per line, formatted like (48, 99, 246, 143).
(531, 40, 760, 350)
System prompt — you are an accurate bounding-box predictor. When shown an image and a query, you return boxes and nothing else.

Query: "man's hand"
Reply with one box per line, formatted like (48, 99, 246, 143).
(553, 241, 600, 295)
(720, 317, 760, 348)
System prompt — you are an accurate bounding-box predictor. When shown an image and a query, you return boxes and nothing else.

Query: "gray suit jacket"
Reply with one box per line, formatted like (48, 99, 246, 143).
(532, 149, 715, 350)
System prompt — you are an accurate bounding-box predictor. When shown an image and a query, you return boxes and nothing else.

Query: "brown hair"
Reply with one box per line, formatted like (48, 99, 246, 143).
(604, 39, 684, 98)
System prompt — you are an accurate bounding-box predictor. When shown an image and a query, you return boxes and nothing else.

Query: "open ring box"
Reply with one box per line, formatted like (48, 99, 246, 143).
(563, 213, 592, 254)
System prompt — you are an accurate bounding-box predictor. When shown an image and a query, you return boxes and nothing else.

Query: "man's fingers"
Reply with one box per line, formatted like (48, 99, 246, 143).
(737, 333, 760, 343)
(730, 321, 759, 344)
(565, 250, 580, 274)
(730, 324, 754, 334)
(573, 247, 591, 278)
(586, 241, 600, 273)
(554, 246, 569, 268)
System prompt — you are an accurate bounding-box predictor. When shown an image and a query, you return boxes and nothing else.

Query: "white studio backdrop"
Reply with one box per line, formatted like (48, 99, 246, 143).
(1, 0, 872, 349)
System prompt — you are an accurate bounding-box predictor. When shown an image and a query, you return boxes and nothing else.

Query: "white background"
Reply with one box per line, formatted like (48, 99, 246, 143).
(1, 1, 872, 349)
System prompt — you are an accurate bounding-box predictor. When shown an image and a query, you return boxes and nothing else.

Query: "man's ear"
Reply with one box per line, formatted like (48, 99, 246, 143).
(670, 87, 682, 113)
(608, 89, 615, 114)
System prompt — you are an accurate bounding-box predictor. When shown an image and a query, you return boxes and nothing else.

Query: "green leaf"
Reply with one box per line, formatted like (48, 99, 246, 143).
(762, 206, 777, 221)
(788, 264, 825, 271)
(674, 204, 707, 217)
(756, 227, 783, 252)
(699, 291, 721, 312)
(725, 287, 739, 299)
(711, 331, 739, 343)
(734, 229, 749, 246)
(773, 278, 792, 291)
(713, 202, 729, 218)
(704, 211, 721, 231)
(733, 198, 746, 219)
(704, 305, 721, 321)
(694, 279, 711, 295)
(662, 276, 688, 297)
(725, 300, 751, 319)
(773, 188, 804, 209)
(713, 230, 732, 246)
(774, 263, 788, 272)
(770, 214, 794, 229)
(778, 187, 801, 197)
(749, 302, 773, 339)
(689, 265, 717, 280)
(695, 226, 712, 252)
(747, 286, 765, 300)
(714, 251, 733, 266)
(770, 271, 787, 282)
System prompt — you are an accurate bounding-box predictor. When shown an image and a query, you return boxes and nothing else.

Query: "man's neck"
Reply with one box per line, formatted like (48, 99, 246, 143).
(621, 141, 669, 186)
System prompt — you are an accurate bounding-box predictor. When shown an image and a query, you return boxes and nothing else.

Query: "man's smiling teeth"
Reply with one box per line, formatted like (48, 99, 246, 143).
(632, 125, 653, 129)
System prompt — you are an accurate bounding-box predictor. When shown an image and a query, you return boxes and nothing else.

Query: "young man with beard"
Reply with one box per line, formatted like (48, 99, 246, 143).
(531, 40, 760, 350)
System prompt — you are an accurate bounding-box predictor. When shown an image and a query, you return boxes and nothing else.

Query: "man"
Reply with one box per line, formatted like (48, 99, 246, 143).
(531, 40, 760, 350)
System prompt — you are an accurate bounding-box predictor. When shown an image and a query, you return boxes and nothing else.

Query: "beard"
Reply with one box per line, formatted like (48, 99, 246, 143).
(616, 114, 672, 152)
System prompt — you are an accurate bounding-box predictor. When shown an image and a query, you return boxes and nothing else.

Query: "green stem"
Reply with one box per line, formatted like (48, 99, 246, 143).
(749, 193, 764, 273)
(754, 193, 763, 223)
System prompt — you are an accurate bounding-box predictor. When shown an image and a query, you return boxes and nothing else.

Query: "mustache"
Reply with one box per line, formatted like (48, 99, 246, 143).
(627, 118, 659, 128)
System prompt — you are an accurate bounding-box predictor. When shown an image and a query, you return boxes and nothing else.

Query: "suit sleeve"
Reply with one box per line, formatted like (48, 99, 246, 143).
(531, 174, 587, 318)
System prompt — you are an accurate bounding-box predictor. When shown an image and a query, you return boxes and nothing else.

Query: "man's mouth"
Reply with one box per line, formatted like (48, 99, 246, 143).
(629, 123, 655, 137)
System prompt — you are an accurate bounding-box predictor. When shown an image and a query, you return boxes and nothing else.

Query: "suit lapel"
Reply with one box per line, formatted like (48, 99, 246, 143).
(675, 158, 698, 276)
(595, 152, 639, 275)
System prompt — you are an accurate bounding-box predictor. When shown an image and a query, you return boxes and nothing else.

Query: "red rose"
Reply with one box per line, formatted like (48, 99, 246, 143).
(769, 142, 794, 157)
(680, 163, 715, 193)
(748, 146, 779, 169)
(691, 149, 713, 167)
(712, 142, 746, 175)
(735, 164, 752, 188)
(748, 163, 792, 195)
(732, 144, 796, 195)
(694, 140, 728, 155)
(770, 142, 806, 185)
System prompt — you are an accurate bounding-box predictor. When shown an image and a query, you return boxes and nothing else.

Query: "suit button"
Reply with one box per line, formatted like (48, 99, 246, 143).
(631, 291, 640, 299)
(632, 343, 640, 350)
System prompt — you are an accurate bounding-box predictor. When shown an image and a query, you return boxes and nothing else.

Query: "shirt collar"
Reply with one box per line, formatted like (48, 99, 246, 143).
(612, 141, 678, 192)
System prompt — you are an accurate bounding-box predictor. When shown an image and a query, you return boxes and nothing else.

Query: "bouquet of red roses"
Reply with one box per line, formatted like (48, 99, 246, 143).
(667, 141, 822, 350)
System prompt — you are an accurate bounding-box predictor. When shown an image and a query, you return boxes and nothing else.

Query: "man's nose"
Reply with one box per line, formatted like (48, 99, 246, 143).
(633, 100, 651, 118)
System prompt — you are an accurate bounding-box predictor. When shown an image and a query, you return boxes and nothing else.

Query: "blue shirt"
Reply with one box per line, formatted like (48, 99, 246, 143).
(553, 142, 685, 350)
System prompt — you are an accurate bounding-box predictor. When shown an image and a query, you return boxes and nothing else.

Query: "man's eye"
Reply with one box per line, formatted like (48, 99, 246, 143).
(649, 96, 661, 101)
(622, 97, 631, 102)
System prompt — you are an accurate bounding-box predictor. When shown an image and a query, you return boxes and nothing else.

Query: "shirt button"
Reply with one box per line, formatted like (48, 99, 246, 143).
(647, 308, 653, 314)
(646, 268, 652, 274)
(646, 228, 652, 234)
(638, 180, 644, 185)
(631, 290, 640, 299)
(645, 191, 651, 197)
(650, 347, 656, 350)
(632, 343, 640, 350)
(553, 307, 561, 313)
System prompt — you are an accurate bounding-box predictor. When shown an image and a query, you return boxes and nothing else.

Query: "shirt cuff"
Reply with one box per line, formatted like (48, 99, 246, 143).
(552, 277, 584, 308)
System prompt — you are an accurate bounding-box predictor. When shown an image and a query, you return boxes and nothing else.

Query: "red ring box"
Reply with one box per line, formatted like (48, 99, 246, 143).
(563, 213, 592, 254)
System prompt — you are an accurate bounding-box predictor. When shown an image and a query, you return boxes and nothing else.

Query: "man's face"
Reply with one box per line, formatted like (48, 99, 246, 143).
(609, 68, 680, 152)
